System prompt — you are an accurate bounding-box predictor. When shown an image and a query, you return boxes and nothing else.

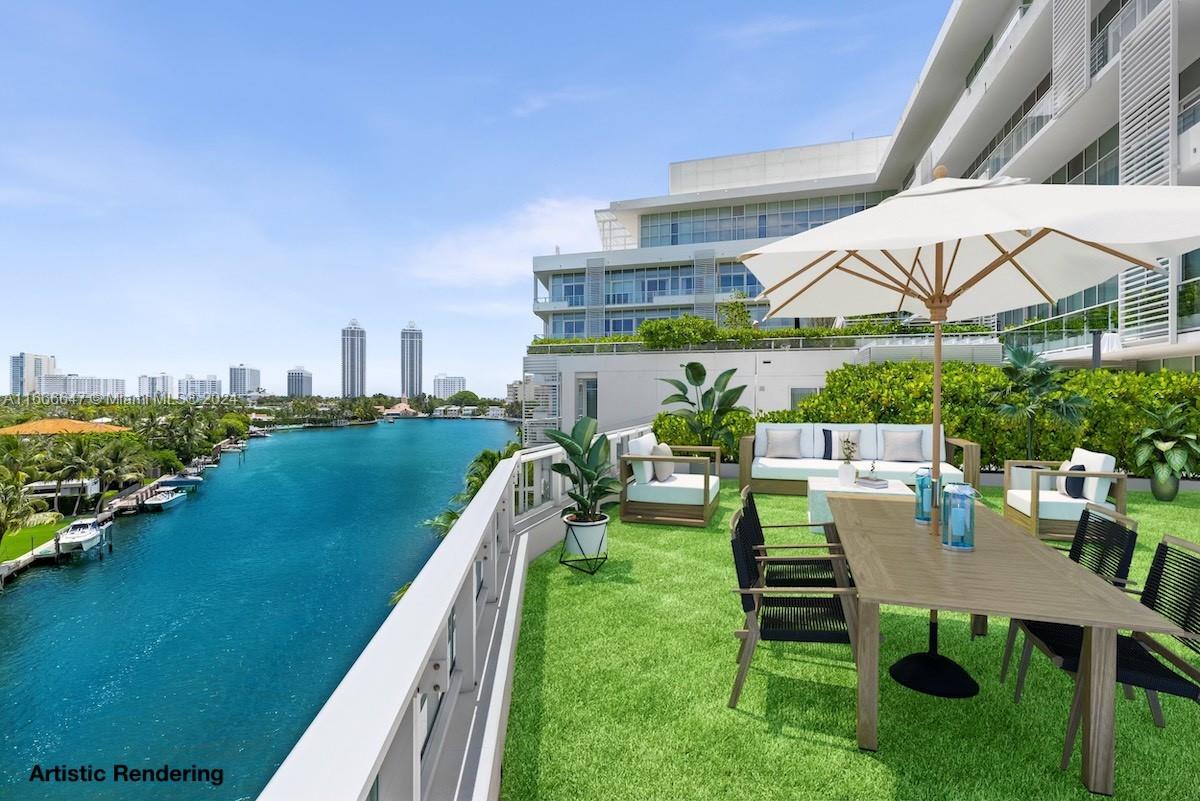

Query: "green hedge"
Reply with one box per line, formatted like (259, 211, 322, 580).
(652, 361, 1200, 473)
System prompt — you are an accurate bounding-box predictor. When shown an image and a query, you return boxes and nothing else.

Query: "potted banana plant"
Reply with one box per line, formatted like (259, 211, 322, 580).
(545, 417, 621, 574)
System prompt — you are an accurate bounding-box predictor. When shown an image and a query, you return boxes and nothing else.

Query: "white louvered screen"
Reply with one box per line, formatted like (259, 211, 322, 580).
(1119, 264, 1172, 343)
(692, 250, 717, 320)
(584, 257, 606, 338)
(1051, 0, 1089, 114)
(1117, 0, 1176, 186)
(521, 355, 561, 444)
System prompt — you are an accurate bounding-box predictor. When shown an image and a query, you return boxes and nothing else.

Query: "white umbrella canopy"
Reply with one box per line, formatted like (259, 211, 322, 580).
(743, 176, 1200, 322)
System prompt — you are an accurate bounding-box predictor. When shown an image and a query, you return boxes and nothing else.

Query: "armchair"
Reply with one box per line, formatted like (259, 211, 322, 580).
(619, 433, 720, 527)
(1003, 447, 1127, 539)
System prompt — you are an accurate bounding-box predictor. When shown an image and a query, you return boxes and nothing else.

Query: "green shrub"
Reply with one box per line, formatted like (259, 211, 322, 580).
(652, 409, 754, 462)
(654, 361, 1200, 473)
(638, 316, 719, 349)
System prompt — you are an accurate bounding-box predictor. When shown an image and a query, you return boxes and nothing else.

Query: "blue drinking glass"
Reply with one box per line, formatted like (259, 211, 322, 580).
(914, 467, 937, 525)
(940, 482, 980, 551)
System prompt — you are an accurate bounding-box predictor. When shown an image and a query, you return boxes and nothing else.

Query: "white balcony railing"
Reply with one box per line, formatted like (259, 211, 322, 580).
(257, 423, 653, 801)
(970, 91, 1053, 179)
(1090, 0, 1164, 75)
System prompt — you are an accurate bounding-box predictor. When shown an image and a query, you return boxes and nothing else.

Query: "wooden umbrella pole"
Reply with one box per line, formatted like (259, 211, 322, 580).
(931, 319, 942, 539)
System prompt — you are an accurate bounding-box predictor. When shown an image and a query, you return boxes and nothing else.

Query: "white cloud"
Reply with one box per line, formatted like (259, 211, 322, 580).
(407, 196, 604, 288)
(706, 15, 831, 47)
(511, 87, 608, 117)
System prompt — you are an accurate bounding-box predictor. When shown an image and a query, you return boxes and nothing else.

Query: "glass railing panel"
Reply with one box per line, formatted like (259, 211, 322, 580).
(971, 93, 1053, 179)
(1090, 0, 1164, 76)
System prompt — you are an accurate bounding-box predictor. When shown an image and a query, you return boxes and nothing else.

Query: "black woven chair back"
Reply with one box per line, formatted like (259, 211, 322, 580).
(1068, 509, 1137, 584)
(740, 490, 767, 554)
(1141, 540, 1200, 655)
(730, 511, 760, 614)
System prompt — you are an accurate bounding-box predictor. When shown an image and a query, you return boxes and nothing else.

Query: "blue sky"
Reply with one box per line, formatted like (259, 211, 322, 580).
(0, 1, 950, 397)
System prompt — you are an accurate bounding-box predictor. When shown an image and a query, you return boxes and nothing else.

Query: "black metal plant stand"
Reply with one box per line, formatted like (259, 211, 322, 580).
(889, 609, 979, 698)
(558, 519, 607, 575)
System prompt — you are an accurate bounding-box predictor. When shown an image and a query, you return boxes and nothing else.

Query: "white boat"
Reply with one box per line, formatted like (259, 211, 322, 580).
(56, 518, 112, 553)
(160, 473, 204, 490)
(144, 489, 186, 510)
(220, 443, 245, 453)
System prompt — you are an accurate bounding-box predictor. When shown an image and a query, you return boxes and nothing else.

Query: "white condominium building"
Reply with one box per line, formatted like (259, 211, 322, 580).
(137, 373, 175, 399)
(37, 374, 126, 398)
(401, 322, 423, 398)
(178, 374, 223, 401)
(525, 0, 1200, 441)
(341, 319, 366, 398)
(8, 352, 57, 396)
(229, 364, 261, 399)
(287, 367, 313, 398)
(432, 374, 466, 398)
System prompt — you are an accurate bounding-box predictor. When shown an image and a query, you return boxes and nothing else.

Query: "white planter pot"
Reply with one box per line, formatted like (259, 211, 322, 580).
(837, 461, 857, 487)
(563, 515, 608, 556)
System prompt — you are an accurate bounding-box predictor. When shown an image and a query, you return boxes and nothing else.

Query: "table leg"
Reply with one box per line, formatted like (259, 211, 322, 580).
(856, 601, 879, 751)
(1080, 626, 1117, 795)
(970, 614, 988, 638)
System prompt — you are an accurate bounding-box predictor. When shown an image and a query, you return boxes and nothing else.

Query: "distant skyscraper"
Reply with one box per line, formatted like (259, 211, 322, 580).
(229, 364, 261, 398)
(400, 321, 423, 398)
(433, 373, 466, 398)
(38, 374, 125, 398)
(9, 352, 56, 396)
(178, 374, 222, 401)
(138, 373, 175, 399)
(341, 319, 366, 398)
(287, 367, 313, 398)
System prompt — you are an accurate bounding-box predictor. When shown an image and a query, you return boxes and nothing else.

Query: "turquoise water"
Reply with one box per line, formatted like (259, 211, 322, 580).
(0, 420, 516, 800)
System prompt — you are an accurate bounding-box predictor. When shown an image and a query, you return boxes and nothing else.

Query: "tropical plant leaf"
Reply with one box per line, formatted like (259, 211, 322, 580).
(700, 387, 716, 413)
(718, 385, 747, 410)
(1133, 442, 1154, 467)
(660, 393, 692, 407)
(571, 417, 597, 450)
(713, 368, 737, 394)
(550, 462, 576, 478)
(684, 362, 706, 387)
(659, 378, 690, 396)
(1165, 447, 1188, 473)
(545, 429, 583, 457)
(1152, 461, 1175, 483)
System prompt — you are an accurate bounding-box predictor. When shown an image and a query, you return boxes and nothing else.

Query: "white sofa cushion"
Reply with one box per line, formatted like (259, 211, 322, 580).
(626, 473, 719, 506)
(814, 424, 877, 459)
(751, 457, 963, 485)
(651, 442, 673, 481)
(765, 428, 805, 459)
(627, 433, 657, 485)
(881, 430, 924, 462)
(1007, 489, 1114, 522)
(874, 424, 944, 462)
(1071, 447, 1116, 504)
(754, 423, 814, 458)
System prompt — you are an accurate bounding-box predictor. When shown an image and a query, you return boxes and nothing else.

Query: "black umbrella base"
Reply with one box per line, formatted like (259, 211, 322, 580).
(889, 651, 980, 698)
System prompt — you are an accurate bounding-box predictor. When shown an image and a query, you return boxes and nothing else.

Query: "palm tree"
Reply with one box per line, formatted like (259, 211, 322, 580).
(96, 438, 146, 514)
(0, 435, 50, 486)
(0, 467, 61, 553)
(52, 437, 103, 516)
(990, 345, 1090, 460)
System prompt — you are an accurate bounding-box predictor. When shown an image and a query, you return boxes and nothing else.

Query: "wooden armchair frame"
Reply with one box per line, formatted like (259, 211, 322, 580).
(619, 445, 720, 527)
(1002, 460, 1128, 539)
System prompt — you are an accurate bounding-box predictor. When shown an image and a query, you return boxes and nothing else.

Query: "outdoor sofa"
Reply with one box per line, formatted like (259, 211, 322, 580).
(738, 423, 981, 495)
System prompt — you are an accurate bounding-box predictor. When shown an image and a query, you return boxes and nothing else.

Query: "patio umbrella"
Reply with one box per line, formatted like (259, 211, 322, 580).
(742, 168, 1200, 696)
(0, 419, 130, 435)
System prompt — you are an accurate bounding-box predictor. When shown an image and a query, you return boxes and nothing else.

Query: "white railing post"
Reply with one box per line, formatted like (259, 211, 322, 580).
(453, 577, 478, 692)
(376, 698, 420, 801)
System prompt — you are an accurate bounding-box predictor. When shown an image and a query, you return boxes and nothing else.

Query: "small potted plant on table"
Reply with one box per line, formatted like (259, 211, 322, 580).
(546, 417, 621, 574)
(1134, 402, 1200, 502)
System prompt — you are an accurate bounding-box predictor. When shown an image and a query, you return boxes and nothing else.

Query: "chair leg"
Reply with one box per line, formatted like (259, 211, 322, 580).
(1146, 690, 1166, 728)
(1013, 636, 1034, 704)
(1061, 674, 1084, 771)
(999, 619, 1019, 683)
(735, 630, 747, 663)
(1121, 683, 1134, 700)
(729, 628, 759, 709)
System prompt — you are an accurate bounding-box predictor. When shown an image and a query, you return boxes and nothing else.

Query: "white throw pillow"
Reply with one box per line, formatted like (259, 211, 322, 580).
(822, 428, 860, 460)
(1055, 460, 1072, 495)
(882, 429, 924, 462)
(627, 433, 657, 485)
(765, 428, 804, 459)
(651, 442, 674, 482)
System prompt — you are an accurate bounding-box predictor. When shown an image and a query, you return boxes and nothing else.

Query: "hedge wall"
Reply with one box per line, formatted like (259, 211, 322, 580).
(652, 361, 1200, 473)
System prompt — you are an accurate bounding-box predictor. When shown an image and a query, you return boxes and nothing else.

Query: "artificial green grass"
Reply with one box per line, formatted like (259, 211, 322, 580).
(0, 517, 74, 561)
(502, 489, 1200, 801)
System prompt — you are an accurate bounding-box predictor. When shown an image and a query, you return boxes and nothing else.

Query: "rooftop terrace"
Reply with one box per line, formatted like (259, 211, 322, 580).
(501, 487, 1200, 801)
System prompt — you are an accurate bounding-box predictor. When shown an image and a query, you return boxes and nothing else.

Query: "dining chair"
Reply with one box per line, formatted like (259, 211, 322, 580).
(1058, 535, 1200, 768)
(1000, 504, 1138, 703)
(728, 508, 855, 708)
(739, 487, 849, 588)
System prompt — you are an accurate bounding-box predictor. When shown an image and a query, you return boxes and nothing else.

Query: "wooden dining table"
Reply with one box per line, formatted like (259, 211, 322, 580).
(826, 493, 1188, 796)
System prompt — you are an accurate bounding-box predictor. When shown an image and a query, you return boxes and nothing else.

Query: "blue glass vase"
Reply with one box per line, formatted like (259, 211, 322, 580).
(940, 482, 980, 552)
(914, 467, 938, 525)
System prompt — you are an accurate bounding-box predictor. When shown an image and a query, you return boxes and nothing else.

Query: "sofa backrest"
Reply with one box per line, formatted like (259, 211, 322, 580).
(754, 423, 815, 458)
(1072, 447, 1116, 503)
(875, 423, 945, 463)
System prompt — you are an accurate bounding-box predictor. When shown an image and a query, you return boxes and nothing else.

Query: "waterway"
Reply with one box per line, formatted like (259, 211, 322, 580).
(0, 420, 517, 799)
